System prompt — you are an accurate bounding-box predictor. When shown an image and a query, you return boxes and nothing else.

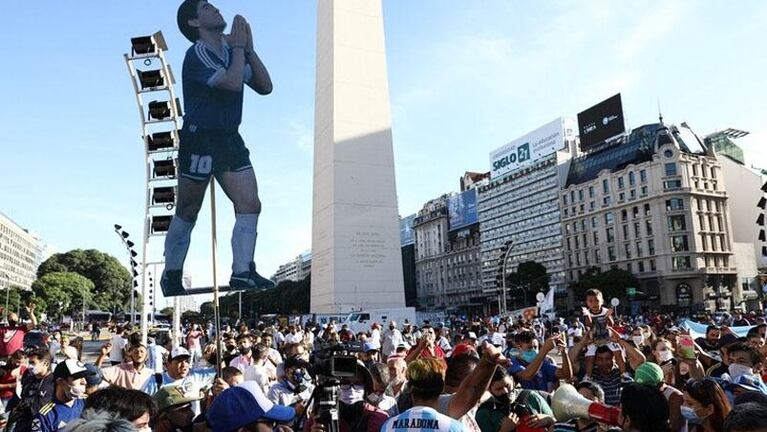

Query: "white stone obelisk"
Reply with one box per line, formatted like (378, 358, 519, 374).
(311, 0, 405, 313)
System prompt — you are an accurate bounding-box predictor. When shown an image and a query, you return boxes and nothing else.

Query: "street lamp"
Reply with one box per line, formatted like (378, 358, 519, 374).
(495, 240, 514, 316)
(114, 224, 140, 325)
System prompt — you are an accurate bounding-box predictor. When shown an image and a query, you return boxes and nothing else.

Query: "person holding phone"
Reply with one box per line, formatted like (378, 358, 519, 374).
(507, 330, 572, 392)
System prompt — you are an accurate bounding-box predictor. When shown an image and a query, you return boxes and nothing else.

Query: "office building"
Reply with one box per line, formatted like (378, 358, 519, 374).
(0, 211, 45, 291)
(272, 251, 312, 285)
(562, 122, 739, 311)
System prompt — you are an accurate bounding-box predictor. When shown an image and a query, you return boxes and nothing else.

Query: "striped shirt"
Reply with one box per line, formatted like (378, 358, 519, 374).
(381, 406, 464, 432)
(592, 367, 631, 406)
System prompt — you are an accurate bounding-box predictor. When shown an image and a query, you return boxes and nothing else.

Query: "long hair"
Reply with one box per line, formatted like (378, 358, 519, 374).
(684, 378, 731, 431)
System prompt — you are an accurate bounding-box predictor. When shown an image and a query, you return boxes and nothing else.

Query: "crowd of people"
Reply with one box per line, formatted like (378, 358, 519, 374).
(0, 290, 766, 431)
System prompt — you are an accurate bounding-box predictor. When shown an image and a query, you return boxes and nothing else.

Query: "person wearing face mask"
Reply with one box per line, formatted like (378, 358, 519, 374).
(508, 330, 572, 392)
(634, 361, 687, 432)
(0, 303, 37, 360)
(652, 338, 678, 385)
(477, 367, 553, 432)
(141, 347, 217, 417)
(386, 354, 407, 398)
(8, 347, 54, 432)
(682, 378, 731, 432)
(0, 350, 27, 410)
(306, 361, 388, 432)
(266, 357, 313, 420)
(154, 382, 204, 432)
(31, 359, 94, 432)
(382, 321, 404, 358)
(723, 342, 765, 386)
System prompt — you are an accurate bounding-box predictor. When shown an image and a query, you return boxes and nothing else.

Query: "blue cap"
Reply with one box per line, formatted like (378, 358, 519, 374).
(206, 382, 295, 431)
(363, 342, 380, 352)
(732, 374, 767, 394)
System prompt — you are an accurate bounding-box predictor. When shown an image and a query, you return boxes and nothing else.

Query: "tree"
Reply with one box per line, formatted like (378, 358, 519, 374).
(569, 266, 639, 305)
(159, 307, 174, 317)
(505, 261, 550, 307)
(213, 275, 311, 321)
(37, 249, 131, 313)
(31, 272, 95, 321)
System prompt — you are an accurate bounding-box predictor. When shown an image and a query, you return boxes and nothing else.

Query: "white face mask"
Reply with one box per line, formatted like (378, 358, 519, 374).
(656, 349, 673, 363)
(632, 335, 644, 346)
(339, 385, 365, 405)
(728, 363, 753, 381)
(67, 384, 87, 399)
(367, 392, 384, 405)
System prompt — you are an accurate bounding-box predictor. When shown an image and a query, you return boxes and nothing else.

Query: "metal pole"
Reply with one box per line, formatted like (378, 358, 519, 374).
(210, 179, 224, 373)
(0, 272, 8, 322)
(238, 291, 242, 324)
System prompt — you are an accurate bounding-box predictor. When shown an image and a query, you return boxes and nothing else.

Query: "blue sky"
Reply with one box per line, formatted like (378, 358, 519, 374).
(2, 1, 766, 308)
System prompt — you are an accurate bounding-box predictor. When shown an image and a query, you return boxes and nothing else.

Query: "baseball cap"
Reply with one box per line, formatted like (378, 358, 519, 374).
(634, 362, 664, 386)
(169, 347, 191, 361)
(450, 343, 478, 359)
(155, 382, 204, 411)
(53, 359, 95, 380)
(362, 342, 380, 352)
(467, 332, 478, 340)
(206, 381, 295, 431)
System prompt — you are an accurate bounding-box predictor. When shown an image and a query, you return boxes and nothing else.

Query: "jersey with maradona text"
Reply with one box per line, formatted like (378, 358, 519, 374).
(381, 406, 464, 432)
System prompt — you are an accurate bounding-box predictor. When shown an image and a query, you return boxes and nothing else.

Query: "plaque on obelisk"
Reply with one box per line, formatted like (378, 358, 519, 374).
(311, 0, 405, 313)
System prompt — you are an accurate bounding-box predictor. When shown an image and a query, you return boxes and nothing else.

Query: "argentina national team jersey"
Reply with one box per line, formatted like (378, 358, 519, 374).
(182, 37, 254, 131)
(381, 406, 464, 432)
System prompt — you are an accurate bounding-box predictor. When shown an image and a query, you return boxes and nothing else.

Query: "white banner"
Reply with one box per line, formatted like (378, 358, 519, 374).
(489, 117, 573, 179)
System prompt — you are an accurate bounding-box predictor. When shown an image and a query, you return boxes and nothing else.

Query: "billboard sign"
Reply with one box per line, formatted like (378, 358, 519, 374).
(577, 93, 625, 151)
(448, 189, 478, 231)
(400, 214, 416, 246)
(490, 117, 570, 179)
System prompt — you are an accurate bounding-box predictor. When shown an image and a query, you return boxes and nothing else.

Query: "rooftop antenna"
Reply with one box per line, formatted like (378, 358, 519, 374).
(658, 98, 664, 125)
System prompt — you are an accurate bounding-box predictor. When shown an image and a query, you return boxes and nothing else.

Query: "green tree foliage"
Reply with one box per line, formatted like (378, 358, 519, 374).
(37, 249, 131, 313)
(31, 272, 95, 321)
(569, 266, 639, 304)
(505, 261, 550, 307)
(210, 276, 310, 322)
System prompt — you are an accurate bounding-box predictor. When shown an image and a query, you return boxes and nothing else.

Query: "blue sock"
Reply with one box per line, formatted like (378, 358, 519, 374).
(163, 216, 195, 271)
(232, 213, 259, 273)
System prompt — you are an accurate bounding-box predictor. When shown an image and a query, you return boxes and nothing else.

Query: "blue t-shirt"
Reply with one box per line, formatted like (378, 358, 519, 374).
(31, 398, 85, 431)
(182, 38, 254, 131)
(508, 357, 558, 391)
(381, 406, 464, 432)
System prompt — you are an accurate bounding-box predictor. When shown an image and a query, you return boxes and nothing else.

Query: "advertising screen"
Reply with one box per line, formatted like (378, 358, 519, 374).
(400, 214, 416, 246)
(448, 189, 478, 231)
(577, 93, 625, 151)
(489, 117, 570, 179)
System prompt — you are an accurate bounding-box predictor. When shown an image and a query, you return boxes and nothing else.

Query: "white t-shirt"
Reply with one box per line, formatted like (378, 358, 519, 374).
(109, 334, 127, 362)
(370, 328, 382, 345)
(243, 362, 273, 395)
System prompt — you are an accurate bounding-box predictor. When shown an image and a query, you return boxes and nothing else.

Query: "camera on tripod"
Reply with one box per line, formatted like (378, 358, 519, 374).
(308, 340, 365, 432)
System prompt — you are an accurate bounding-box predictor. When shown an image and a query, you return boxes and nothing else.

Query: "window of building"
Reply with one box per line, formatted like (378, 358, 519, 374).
(606, 227, 615, 243)
(566, 237, 571, 250)
(672, 256, 692, 270)
(579, 204, 585, 213)
(621, 209, 628, 222)
(711, 167, 717, 179)
(699, 214, 706, 230)
(671, 235, 689, 252)
(640, 169, 647, 183)
(650, 259, 656, 270)
(636, 241, 643, 257)
(619, 192, 625, 202)
(622, 225, 629, 239)
(646, 220, 653, 236)
(664, 179, 682, 190)
(665, 163, 677, 176)
(630, 189, 636, 199)
(711, 234, 718, 251)
(574, 236, 580, 249)
(605, 212, 614, 225)
(576, 253, 581, 266)
(641, 186, 648, 195)
(589, 201, 595, 211)
(664, 149, 674, 158)
(603, 179, 610, 194)
(591, 217, 598, 228)
(563, 194, 568, 205)
(571, 190, 576, 203)
(595, 249, 601, 263)
(644, 203, 651, 216)
(634, 222, 641, 238)
(715, 201, 721, 212)
(648, 239, 655, 255)
(692, 164, 698, 176)
(629, 171, 636, 186)
(564, 208, 569, 217)
(626, 262, 632, 273)
(632, 206, 639, 219)
(638, 261, 645, 272)
(700, 234, 708, 250)
(666, 198, 684, 211)
(577, 189, 583, 202)
(608, 246, 616, 261)
(668, 215, 687, 231)
(593, 231, 599, 244)
(603, 196, 611, 206)
(618, 177, 625, 189)
(624, 243, 632, 259)
(589, 186, 595, 199)
(708, 215, 714, 231)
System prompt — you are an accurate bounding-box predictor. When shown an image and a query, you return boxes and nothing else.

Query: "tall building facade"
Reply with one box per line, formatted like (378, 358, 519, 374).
(311, 0, 405, 313)
(478, 118, 578, 312)
(562, 123, 738, 311)
(0, 212, 45, 291)
(272, 251, 312, 285)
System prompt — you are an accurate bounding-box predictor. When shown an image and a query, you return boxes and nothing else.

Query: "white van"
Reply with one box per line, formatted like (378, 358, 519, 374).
(342, 308, 417, 335)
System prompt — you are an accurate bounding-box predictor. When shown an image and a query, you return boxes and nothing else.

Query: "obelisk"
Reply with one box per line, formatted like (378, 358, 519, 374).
(311, 0, 405, 313)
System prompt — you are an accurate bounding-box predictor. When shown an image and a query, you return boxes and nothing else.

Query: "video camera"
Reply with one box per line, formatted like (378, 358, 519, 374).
(307, 340, 365, 432)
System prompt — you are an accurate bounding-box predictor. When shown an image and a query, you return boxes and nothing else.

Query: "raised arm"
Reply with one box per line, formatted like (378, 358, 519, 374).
(213, 15, 248, 92)
(448, 342, 506, 419)
(243, 21, 272, 95)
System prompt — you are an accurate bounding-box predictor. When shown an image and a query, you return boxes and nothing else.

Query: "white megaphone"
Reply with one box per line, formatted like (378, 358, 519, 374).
(552, 384, 621, 426)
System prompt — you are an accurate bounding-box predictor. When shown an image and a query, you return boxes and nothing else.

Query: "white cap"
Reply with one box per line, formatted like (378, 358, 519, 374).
(170, 346, 191, 361)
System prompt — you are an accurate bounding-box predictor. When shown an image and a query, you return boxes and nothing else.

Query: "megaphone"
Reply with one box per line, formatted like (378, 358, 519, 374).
(552, 384, 621, 426)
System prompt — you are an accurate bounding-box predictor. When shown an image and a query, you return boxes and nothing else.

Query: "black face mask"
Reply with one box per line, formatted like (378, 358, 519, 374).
(8, 320, 17, 327)
(226, 345, 237, 352)
(239, 346, 251, 355)
(494, 393, 511, 406)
